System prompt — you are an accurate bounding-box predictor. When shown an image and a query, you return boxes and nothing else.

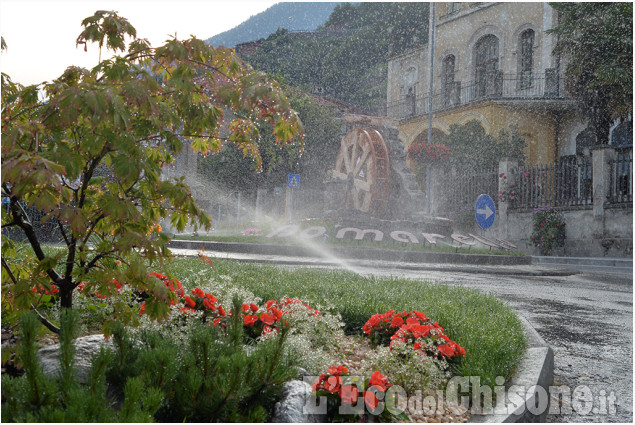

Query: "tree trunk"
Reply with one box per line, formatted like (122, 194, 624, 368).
(60, 287, 73, 309)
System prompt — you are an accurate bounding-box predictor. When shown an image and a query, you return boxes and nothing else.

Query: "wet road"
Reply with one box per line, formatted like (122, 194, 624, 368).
(338, 265, 633, 423)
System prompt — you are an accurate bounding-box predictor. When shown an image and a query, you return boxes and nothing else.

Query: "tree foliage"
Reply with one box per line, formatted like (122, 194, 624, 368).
(1, 11, 303, 329)
(432, 121, 527, 171)
(199, 85, 341, 192)
(244, 3, 429, 113)
(548, 2, 633, 144)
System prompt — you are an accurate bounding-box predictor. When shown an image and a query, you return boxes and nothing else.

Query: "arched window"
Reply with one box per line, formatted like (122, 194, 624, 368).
(474, 35, 499, 98)
(442, 55, 455, 107)
(518, 29, 534, 89)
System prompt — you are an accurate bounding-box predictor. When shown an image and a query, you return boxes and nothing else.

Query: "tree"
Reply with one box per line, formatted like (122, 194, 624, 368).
(432, 121, 527, 172)
(198, 85, 341, 192)
(548, 2, 633, 144)
(1, 11, 303, 330)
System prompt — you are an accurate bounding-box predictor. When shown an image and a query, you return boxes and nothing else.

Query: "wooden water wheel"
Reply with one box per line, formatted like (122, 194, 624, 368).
(332, 128, 390, 216)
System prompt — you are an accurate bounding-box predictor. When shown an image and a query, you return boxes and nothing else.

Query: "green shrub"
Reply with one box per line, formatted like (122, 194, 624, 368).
(106, 297, 298, 422)
(1, 310, 159, 422)
(530, 207, 566, 255)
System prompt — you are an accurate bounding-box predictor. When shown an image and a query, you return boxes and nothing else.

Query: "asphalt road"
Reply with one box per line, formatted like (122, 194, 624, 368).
(170, 248, 633, 422)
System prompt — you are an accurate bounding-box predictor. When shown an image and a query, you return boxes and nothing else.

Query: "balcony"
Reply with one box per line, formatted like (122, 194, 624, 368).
(387, 69, 568, 119)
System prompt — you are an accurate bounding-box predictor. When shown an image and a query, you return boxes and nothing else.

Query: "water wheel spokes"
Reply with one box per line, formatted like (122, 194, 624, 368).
(332, 128, 390, 216)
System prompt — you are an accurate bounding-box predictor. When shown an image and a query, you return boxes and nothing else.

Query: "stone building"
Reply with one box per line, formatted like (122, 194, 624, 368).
(386, 2, 630, 165)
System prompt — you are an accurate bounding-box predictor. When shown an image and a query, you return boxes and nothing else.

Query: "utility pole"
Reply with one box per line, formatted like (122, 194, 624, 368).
(427, 2, 436, 144)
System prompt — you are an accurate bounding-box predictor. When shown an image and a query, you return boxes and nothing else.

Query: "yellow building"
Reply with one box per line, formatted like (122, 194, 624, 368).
(387, 2, 587, 166)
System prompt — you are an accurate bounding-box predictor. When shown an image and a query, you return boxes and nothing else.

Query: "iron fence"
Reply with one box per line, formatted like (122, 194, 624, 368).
(608, 148, 633, 205)
(509, 157, 593, 210)
(443, 166, 499, 212)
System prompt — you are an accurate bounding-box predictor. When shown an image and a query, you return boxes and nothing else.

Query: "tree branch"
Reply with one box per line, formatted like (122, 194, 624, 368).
(1, 256, 59, 334)
(30, 304, 61, 334)
(6, 194, 63, 283)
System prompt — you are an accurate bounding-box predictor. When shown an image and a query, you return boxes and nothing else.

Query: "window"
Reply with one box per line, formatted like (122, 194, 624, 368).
(447, 3, 461, 15)
(474, 35, 499, 98)
(519, 29, 534, 89)
(442, 55, 456, 107)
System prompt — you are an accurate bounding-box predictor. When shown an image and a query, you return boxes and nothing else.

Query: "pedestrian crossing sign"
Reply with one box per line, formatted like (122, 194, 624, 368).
(287, 173, 301, 189)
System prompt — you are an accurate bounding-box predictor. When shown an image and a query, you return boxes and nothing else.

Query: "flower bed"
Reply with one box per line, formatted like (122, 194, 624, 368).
(6, 253, 526, 422)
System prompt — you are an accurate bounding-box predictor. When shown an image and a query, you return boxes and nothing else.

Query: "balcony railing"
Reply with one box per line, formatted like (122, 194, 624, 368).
(388, 69, 565, 119)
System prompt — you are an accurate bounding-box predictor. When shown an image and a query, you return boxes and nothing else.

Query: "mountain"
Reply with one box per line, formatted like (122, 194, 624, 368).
(205, 2, 341, 48)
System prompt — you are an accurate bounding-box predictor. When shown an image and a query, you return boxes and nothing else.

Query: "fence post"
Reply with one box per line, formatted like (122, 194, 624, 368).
(592, 145, 616, 236)
(498, 158, 519, 239)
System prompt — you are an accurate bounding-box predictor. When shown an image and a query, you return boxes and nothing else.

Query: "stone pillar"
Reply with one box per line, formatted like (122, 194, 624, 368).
(592, 145, 617, 237)
(428, 165, 446, 216)
(498, 158, 519, 239)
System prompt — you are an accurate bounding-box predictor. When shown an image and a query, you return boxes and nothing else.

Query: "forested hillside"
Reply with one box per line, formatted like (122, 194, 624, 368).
(206, 3, 340, 48)
(242, 3, 430, 114)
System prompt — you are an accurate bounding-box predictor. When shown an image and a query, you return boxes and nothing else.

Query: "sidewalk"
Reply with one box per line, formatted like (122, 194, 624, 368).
(532, 255, 633, 275)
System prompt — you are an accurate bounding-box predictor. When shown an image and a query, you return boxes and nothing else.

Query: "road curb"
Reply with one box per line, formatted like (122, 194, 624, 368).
(169, 240, 532, 266)
(469, 315, 554, 423)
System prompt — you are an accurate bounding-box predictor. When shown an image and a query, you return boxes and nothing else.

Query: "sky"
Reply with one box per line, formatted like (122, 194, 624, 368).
(0, 0, 278, 86)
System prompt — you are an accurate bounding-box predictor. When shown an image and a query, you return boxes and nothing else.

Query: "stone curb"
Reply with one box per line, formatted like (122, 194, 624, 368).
(469, 315, 554, 423)
(169, 240, 532, 266)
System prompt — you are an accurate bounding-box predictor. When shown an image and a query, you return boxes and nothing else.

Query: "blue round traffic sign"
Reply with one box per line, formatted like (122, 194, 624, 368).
(475, 194, 496, 230)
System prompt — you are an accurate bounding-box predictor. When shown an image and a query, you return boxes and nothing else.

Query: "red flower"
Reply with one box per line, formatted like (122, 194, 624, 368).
(406, 317, 419, 326)
(312, 373, 326, 392)
(413, 342, 422, 351)
(242, 304, 250, 312)
(250, 303, 259, 312)
(213, 318, 222, 325)
(139, 302, 146, 316)
(414, 311, 429, 322)
(243, 315, 258, 326)
(192, 288, 205, 298)
(203, 298, 216, 310)
(323, 376, 341, 393)
(205, 293, 218, 303)
(265, 299, 276, 311)
(437, 343, 455, 358)
(271, 307, 283, 320)
(218, 306, 226, 316)
(327, 365, 348, 376)
(340, 385, 360, 404)
(260, 312, 276, 326)
(184, 296, 196, 308)
(368, 371, 389, 392)
(390, 316, 404, 328)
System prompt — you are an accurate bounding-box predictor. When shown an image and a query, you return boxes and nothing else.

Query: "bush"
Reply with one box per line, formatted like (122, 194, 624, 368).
(530, 207, 566, 255)
(1, 310, 160, 422)
(2, 298, 299, 423)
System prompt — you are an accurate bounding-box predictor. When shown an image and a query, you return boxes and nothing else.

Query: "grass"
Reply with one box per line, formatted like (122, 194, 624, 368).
(165, 255, 527, 390)
(174, 233, 525, 256)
